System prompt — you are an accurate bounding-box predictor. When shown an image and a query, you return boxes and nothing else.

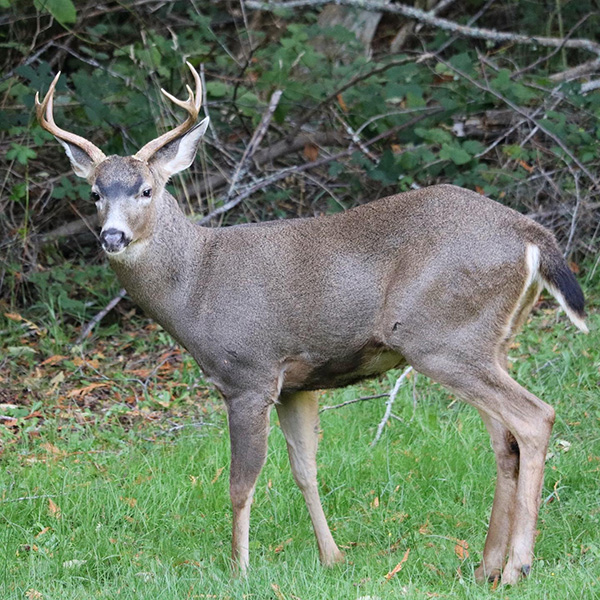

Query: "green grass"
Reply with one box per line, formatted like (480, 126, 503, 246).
(1, 263, 599, 599)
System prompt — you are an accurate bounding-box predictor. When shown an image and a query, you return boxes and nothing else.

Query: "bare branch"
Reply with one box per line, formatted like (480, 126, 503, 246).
(320, 393, 388, 412)
(225, 89, 283, 200)
(371, 366, 413, 447)
(245, 0, 600, 56)
(550, 58, 600, 83)
(74, 288, 127, 345)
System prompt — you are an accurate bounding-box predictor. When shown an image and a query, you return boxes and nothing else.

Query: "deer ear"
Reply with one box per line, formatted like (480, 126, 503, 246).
(56, 138, 97, 179)
(148, 117, 209, 178)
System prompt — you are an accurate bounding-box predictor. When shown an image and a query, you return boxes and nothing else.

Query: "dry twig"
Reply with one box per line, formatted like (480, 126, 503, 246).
(74, 288, 127, 345)
(371, 366, 412, 447)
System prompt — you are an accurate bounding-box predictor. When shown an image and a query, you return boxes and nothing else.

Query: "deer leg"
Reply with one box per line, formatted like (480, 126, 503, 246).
(227, 398, 272, 574)
(474, 410, 519, 583)
(276, 391, 344, 566)
(500, 386, 554, 585)
(409, 358, 554, 585)
(462, 370, 553, 585)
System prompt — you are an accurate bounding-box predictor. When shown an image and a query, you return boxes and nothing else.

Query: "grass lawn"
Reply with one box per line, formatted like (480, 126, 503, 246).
(1, 262, 599, 599)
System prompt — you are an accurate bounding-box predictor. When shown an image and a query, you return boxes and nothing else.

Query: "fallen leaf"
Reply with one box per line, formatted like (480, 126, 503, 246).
(384, 548, 410, 581)
(518, 159, 534, 172)
(211, 466, 225, 484)
(454, 539, 469, 560)
(303, 143, 318, 162)
(48, 498, 61, 519)
(271, 583, 285, 600)
(41, 442, 64, 456)
(35, 526, 51, 538)
(371, 496, 380, 509)
(49, 371, 65, 393)
(4, 312, 24, 322)
(66, 382, 110, 398)
(40, 355, 67, 366)
(337, 93, 348, 113)
(274, 538, 293, 553)
(25, 590, 43, 600)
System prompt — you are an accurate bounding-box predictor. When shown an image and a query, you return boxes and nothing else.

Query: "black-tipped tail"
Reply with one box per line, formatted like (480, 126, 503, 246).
(539, 247, 588, 332)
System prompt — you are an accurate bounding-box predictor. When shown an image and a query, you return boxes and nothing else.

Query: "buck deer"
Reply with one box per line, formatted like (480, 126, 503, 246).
(36, 63, 588, 585)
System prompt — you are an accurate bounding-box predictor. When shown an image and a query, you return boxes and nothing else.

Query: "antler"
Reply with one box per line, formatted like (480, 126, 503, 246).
(135, 61, 203, 162)
(35, 72, 106, 165)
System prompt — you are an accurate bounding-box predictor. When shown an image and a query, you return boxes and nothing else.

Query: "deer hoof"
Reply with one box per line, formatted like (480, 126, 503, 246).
(474, 564, 501, 585)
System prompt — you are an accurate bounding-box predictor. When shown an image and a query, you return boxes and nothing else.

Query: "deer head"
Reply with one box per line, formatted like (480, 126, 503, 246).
(36, 63, 209, 257)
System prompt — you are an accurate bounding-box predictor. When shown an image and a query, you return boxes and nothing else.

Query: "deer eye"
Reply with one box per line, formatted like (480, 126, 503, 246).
(91, 191, 100, 202)
(141, 188, 152, 198)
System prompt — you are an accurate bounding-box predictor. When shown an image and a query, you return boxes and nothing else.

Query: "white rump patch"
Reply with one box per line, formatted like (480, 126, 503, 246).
(525, 244, 540, 289)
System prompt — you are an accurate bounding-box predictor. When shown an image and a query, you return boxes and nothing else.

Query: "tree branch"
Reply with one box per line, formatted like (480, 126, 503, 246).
(225, 89, 283, 200)
(198, 109, 442, 224)
(245, 0, 600, 56)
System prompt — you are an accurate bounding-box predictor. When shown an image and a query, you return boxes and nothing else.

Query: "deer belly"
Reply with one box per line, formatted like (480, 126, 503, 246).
(281, 345, 406, 391)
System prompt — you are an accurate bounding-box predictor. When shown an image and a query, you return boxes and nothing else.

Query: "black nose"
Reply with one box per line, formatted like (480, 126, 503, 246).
(100, 228, 129, 253)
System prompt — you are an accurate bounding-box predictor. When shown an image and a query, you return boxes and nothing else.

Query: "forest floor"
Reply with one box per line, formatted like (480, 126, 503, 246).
(1, 261, 599, 599)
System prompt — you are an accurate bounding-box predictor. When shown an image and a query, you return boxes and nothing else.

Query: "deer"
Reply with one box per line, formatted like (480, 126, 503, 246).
(36, 62, 588, 586)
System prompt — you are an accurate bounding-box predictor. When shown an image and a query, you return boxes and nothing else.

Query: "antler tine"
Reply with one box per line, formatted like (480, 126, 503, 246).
(35, 72, 106, 165)
(135, 61, 203, 161)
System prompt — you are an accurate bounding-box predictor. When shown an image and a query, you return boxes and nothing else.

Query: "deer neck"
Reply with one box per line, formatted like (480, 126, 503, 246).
(108, 190, 210, 324)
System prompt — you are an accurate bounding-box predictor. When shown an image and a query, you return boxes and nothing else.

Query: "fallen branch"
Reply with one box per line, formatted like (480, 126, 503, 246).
(320, 392, 388, 412)
(225, 89, 283, 200)
(371, 366, 413, 447)
(245, 0, 600, 56)
(550, 58, 600, 83)
(74, 288, 127, 345)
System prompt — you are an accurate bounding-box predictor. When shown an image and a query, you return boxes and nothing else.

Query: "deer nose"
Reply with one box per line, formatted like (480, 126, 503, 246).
(100, 228, 130, 254)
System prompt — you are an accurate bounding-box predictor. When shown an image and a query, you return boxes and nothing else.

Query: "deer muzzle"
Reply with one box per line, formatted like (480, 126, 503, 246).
(100, 228, 131, 255)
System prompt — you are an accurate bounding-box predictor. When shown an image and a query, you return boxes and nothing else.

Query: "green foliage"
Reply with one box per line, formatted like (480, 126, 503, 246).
(33, 0, 76, 24)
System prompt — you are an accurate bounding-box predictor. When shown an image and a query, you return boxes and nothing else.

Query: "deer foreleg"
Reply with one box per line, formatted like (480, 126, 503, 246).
(227, 398, 272, 574)
(276, 391, 344, 566)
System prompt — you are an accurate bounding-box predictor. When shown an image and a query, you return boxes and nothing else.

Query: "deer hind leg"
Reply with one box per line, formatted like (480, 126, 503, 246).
(276, 391, 344, 566)
(460, 369, 553, 585)
(227, 397, 273, 574)
(498, 379, 554, 585)
(407, 356, 554, 585)
(474, 410, 520, 583)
